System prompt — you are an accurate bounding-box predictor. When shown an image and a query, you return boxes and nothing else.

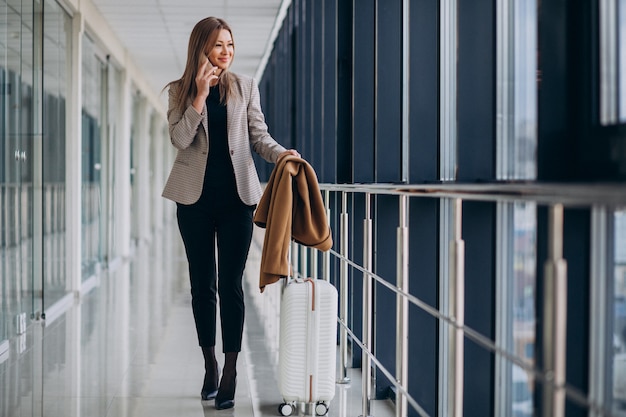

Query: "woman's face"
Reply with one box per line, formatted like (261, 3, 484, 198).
(206, 29, 234, 70)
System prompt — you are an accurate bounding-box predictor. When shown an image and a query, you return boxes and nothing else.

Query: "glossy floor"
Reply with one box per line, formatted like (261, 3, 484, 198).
(0, 225, 395, 417)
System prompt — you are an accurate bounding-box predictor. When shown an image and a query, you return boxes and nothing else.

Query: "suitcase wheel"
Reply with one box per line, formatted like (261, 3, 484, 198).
(278, 402, 294, 416)
(315, 402, 329, 416)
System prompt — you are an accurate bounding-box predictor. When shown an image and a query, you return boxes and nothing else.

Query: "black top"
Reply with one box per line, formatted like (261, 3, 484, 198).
(203, 85, 237, 192)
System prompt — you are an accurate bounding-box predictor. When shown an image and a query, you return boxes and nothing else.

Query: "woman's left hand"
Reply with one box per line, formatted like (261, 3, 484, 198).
(279, 149, 301, 159)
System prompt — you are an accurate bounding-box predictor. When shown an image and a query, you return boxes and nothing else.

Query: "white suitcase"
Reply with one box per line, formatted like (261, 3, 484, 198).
(278, 278, 338, 416)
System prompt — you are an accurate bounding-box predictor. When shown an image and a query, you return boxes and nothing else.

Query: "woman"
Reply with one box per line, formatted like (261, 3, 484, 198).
(162, 16, 299, 409)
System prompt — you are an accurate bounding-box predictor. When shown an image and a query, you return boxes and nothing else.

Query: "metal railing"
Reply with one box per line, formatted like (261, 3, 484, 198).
(290, 182, 626, 417)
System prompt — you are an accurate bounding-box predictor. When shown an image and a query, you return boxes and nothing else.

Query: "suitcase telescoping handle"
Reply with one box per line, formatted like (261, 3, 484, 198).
(303, 278, 316, 311)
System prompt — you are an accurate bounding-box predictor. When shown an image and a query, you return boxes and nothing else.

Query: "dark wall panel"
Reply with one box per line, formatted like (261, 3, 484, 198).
(537, 0, 623, 181)
(321, 0, 338, 182)
(310, 0, 322, 167)
(457, 0, 496, 181)
(374, 194, 398, 399)
(409, 0, 439, 183)
(336, 0, 353, 183)
(299, 0, 312, 160)
(536, 0, 572, 181)
(408, 198, 439, 416)
(349, 193, 366, 368)
(462, 201, 496, 417)
(374, 0, 402, 183)
(352, 0, 375, 183)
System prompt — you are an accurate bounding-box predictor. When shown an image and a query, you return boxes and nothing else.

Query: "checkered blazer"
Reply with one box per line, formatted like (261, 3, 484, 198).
(161, 73, 286, 206)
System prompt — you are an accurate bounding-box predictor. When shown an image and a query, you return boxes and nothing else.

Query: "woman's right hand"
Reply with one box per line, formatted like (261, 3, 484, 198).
(192, 55, 219, 113)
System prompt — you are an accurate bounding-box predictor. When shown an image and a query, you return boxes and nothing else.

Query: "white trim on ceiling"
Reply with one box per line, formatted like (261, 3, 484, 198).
(255, 0, 292, 81)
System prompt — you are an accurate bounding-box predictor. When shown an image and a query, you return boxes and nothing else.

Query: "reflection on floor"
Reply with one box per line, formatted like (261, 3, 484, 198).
(0, 224, 395, 417)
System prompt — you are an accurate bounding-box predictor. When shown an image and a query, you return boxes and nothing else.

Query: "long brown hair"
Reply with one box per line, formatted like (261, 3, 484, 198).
(166, 17, 237, 114)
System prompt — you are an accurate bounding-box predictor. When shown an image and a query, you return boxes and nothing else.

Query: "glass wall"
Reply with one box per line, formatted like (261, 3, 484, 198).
(0, 0, 36, 346)
(0, 0, 168, 409)
(1, 0, 71, 346)
(42, 0, 70, 307)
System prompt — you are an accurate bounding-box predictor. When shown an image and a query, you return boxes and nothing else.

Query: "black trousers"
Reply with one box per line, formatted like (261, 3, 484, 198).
(176, 186, 254, 352)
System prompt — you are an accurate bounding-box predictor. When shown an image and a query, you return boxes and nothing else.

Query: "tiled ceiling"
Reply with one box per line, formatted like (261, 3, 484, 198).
(90, 0, 284, 96)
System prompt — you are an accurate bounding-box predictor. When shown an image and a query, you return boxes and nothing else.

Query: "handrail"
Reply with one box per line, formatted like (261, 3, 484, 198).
(295, 182, 625, 417)
(320, 182, 626, 206)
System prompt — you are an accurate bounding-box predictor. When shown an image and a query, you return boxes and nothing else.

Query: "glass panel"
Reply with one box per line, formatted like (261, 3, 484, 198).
(511, 362, 533, 417)
(510, 203, 536, 415)
(104, 65, 121, 261)
(600, 0, 618, 124)
(81, 34, 103, 280)
(496, 0, 538, 180)
(0, 0, 9, 347)
(496, 202, 536, 417)
(620, 0, 626, 122)
(601, 0, 626, 123)
(42, 0, 70, 306)
(438, 198, 454, 416)
(439, 0, 457, 181)
(130, 90, 140, 242)
(20, 0, 35, 322)
(0, 0, 35, 344)
(613, 210, 626, 411)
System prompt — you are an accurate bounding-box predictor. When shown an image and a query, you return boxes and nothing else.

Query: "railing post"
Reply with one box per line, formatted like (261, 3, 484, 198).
(361, 193, 374, 417)
(542, 204, 567, 417)
(291, 240, 299, 278)
(338, 191, 351, 383)
(396, 195, 409, 417)
(311, 247, 318, 280)
(323, 189, 331, 282)
(449, 198, 465, 417)
(300, 243, 308, 279)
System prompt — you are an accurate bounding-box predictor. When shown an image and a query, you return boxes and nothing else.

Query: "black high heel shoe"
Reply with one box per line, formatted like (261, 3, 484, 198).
(201, 347, 219, 401)
(215, 351, 238, 410)
(215, 375, 236, 409)
(201, 373, 219, 401)
(201, 388, 218, 401)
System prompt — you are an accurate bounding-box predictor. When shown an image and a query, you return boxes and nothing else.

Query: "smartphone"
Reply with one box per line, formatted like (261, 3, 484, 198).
(207, 56, 217, 68)
(207, 56, 221, 78)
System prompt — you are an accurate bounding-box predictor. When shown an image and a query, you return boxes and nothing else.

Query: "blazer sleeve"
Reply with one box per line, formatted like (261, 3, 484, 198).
(246, 77, 286, 163)
(167, 82, 205, 150)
